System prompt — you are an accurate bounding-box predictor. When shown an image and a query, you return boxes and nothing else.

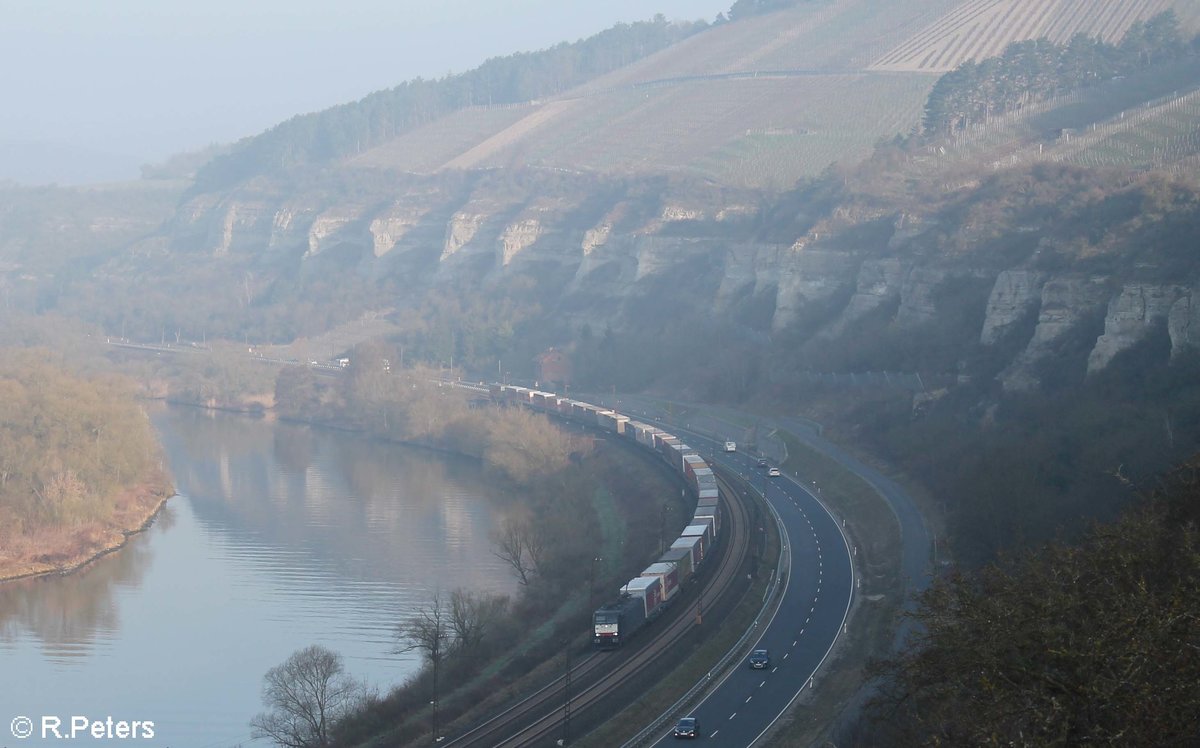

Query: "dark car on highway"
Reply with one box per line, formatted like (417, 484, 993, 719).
(749, 648, 770, 669)
(673, 717, 699, 739)
(757, 457, 769, 468)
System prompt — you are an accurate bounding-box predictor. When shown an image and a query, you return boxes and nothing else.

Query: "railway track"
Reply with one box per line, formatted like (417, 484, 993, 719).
(441, 470, 752, 748)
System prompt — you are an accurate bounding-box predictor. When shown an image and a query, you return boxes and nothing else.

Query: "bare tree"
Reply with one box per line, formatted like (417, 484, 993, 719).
(394, 591, 452, 663)
(249, 644, 371, 748)
(395, 592, 453, 742)
(491, 514, 542, 585)
(449, 589, 510, 653)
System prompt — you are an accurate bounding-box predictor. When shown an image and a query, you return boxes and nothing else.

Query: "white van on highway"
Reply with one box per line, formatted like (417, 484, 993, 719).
(724, 441, 737, 452)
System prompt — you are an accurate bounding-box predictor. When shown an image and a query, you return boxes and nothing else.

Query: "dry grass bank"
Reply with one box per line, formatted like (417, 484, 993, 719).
(0, 471, 173, 583)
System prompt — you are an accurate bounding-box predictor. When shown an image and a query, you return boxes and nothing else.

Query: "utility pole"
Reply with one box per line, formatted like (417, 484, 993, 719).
(562, 640, 572, 745)
(432, 654, 440, 744)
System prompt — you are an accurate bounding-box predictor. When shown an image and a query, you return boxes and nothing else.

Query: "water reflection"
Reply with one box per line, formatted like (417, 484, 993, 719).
(0, 404, 516, 748)
(0, 533, 153, 659)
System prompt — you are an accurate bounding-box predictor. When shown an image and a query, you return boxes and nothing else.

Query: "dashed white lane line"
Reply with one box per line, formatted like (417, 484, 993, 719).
(729, 712, 737, 720)
(759, 680, 767, 688)
(745, 695, 753, 703)
(771, 667, 778, 673)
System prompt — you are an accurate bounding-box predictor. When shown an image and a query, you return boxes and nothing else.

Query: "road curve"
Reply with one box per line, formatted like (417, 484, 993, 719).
(644, 436, 854, 746)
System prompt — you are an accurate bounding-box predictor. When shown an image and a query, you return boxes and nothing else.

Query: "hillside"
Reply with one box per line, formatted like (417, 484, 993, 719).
(4, 2, 1200, 571)
(312, 0, 1199, 189)
(871, 0, 1200, 72)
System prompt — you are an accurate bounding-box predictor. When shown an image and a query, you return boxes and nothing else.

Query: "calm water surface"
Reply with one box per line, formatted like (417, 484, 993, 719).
(0, 405, 517, 747)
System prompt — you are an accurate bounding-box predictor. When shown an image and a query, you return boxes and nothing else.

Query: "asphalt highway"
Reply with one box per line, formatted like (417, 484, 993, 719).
(648, 440, 854, 746)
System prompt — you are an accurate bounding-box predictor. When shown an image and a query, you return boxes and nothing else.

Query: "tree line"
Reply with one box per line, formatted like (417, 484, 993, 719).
(923, 11, 1195, 135)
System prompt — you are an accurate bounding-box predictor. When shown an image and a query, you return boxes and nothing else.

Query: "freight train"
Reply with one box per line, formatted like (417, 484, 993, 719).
(488, 384, 723, 649)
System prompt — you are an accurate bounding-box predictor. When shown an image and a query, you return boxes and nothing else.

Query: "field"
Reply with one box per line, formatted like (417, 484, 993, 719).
(871, 0, 1193, 73)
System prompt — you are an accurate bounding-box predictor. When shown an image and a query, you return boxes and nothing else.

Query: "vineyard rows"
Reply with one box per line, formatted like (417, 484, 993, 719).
(907, 75, 1200, 178)
(1048, 88, 1200, 169)
(871, 0, 1182, 72)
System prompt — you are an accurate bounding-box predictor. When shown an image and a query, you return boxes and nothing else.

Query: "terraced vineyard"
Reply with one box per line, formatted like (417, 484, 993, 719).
(345, 0, 1200, 189)
(871, 0, 1195, 73)
(1049, 88, 1200, 170)
(898, 58, 1200, 178)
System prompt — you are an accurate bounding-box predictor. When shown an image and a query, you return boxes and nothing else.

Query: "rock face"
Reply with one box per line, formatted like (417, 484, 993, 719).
(306, 207, 364, 257)
(1169, 290, 1200, 356)
(1001, 277, 1111, 391)
(155, 170, 1197, 395)
(1087, 284, 1185, 373)
(370, 205, 429, 257)
(443, 211, 488, 261)
(896, 267, 952, 326)
(770, 247, 858, 332)
(820, 258, 909, 338)
(497, 218, 544, 266)
(981, 270, 1046, 345)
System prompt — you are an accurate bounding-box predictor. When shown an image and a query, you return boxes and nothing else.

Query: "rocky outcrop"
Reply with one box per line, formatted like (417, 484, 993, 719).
(306, 207, 364, 257)
(582, 223, 612, 256)
(896, 267, 953, 326)
(981, 270, 1046, 345)
(1001, 277, 1110, 391)
(1169, 290, 1200, 356)
(442, 212, 488, 261)
(497, 218, 544, 266)
(212, 201, 271, 256)
(820, 258, 909, 338)
(370, 205, 429, 257)
(1087, 284, 1185, 373)
(770, 247, 858, 332)
(712, 243, 782, 316)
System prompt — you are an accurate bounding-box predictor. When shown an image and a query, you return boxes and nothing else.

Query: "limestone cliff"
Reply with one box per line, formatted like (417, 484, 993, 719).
(1087, 284, 1186, 373)
(141, 166, 1198, 397)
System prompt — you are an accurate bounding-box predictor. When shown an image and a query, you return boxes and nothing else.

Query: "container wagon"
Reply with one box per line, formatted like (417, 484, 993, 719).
(641, 561, 680, 602)
(672, 534, 705, 568)
(658, 546, 694, 585)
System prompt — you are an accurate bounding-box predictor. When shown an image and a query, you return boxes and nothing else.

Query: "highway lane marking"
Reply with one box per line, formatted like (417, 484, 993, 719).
(712, 730, 720, 737)
(771, 667, 778, 673)
(746, 695, 753, 703)
(759, 681, 767, 688)
(729, 712, 737, 720)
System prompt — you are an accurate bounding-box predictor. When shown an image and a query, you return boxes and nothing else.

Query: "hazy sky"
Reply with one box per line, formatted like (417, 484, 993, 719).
(0, 0, 733, 183)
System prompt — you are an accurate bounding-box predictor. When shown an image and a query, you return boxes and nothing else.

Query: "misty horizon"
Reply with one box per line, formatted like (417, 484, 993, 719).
(0, 0, 732, 185)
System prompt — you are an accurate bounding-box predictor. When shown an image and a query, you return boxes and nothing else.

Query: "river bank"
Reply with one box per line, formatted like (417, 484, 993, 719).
(0, 473, 174, 583)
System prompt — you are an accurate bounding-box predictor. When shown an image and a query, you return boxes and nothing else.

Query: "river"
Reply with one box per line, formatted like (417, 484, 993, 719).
(0, 405, 518, 747)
